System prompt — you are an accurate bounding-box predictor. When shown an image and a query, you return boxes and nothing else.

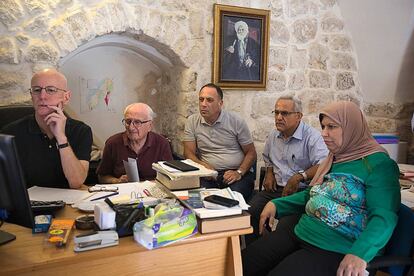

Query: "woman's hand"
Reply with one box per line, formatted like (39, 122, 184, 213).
(259, 201, 277, 235)
(337, 254, 367, 276)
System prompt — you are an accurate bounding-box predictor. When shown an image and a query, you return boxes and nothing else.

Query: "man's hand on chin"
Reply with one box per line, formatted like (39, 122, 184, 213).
(44, 103, 67, 140)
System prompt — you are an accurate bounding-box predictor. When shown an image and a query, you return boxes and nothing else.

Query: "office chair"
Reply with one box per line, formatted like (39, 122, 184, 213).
(0, 105, 34, 129)
(162, 135, 184, 160)
(367, 203, 414, 276)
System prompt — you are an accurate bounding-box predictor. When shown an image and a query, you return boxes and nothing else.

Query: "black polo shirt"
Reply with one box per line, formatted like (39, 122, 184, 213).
(1, 114, 92, 188)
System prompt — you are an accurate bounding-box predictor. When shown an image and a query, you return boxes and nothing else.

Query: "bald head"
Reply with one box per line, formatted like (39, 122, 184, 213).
(124, 103, 156, 120)
(31, 69, 68, 90)
(30, 68, 71, 118)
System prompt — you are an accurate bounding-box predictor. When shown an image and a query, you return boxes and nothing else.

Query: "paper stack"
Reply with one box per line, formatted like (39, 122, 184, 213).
(173, 188, 251, 233)
(173, 188, 249, 219)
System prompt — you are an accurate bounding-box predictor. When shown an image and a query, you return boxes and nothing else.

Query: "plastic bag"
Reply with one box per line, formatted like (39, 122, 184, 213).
(133, 203, 197, 249)
(113, 202, 146, 237)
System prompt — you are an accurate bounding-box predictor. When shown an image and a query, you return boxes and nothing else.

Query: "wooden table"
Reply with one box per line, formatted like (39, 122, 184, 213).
(0, 207, 252, 275)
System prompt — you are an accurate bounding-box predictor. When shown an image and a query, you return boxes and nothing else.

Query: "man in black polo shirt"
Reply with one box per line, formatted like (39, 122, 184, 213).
(1, 69, 92, 189)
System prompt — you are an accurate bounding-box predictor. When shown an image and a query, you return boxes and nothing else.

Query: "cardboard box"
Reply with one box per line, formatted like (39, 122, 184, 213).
(33, 215, 52, 233)
(156, 172, 200, 190)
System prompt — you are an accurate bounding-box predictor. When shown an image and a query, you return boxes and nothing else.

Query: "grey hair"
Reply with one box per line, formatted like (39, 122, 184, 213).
(123, 103, 157, 120)
(234, 20, 248, 32)
(276, 95, 303, 113)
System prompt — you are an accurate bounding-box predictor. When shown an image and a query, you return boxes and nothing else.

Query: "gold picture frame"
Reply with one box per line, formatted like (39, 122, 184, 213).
(213, 4, 270, 90)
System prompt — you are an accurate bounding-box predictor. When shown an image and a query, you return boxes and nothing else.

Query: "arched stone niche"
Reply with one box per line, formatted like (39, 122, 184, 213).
(59, 33, 185, 148)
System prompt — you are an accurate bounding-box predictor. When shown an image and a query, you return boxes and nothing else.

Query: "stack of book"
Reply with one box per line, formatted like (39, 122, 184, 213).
(173, 188, 251, 234)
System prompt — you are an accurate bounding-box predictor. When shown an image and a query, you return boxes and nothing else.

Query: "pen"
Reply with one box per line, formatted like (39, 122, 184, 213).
(104, 197, 115, 208)
(90, 192, 119, 202)
(143, 189, 152, 197)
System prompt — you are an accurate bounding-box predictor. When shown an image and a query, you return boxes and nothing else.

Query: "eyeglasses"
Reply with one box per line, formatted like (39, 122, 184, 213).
(122, 119, 151, 127)
(271, 110, 299, 117)
(29, 86, 67, 95)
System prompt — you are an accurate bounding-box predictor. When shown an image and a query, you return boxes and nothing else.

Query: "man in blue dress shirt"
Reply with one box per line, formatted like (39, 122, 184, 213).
(246, 95, 328, 244)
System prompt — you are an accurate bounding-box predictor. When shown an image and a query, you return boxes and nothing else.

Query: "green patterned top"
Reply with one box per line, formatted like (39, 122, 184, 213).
(272, 152, 400, 262)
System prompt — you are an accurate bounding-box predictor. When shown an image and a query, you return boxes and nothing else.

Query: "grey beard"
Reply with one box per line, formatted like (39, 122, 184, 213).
(236, 33, 247, 41)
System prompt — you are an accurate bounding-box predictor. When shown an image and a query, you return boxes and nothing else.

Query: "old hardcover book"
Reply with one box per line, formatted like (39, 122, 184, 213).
(47, 219, 75, 247)
(198, 211, 250, 234)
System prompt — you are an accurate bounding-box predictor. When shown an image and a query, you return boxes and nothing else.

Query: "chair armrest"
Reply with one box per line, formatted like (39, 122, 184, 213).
(367, 255, 413, 269)
(84, 159, 100, 185)
(258, 167, 266, 191)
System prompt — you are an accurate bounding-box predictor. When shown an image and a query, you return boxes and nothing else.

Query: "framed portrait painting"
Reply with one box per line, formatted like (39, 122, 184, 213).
(213, 4, 270, 90)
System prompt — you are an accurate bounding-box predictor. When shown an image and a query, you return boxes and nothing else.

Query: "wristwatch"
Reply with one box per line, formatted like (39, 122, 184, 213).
(236, 169, 243, 176)
(298, 170, 307, 181)
(56, 142, 69, 149)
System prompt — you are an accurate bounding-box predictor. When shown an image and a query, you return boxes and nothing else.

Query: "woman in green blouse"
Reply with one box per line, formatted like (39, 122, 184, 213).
(242, 101, 400, 276)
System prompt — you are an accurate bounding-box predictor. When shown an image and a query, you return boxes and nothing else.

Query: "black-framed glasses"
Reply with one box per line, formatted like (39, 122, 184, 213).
(122, 119, 151, 127)
(29, 86, 67, 95)
(271, 110, 299, 117)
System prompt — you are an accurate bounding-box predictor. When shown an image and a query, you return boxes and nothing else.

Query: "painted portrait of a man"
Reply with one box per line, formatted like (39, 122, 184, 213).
(221, 18, 262, 81)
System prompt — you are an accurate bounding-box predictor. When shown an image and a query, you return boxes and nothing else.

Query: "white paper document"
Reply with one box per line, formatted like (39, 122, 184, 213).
(28, 186, 89, 204)
(73, 181, 168, 211)
(123, 157, 140, 182)
(200, 188, 249, 210)
(177, 188, 249, 219)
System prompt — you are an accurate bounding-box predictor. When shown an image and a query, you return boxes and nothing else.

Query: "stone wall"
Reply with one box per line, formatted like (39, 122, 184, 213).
(0, 0, 412, 169)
